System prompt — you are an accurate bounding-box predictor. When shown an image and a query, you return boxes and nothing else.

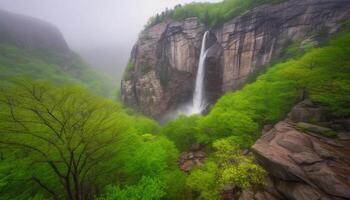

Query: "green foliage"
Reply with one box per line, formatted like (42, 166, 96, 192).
(0, 79, 131, 199)
(196, 32, 350, 148)
(142, 63, 153, 75)
(296, 122, 337, 138)
(161, 115, 201, 151)
(187, 138, 266, 200)
(146, 0, 285, 28)
(0, 79, 181, 200)
(123, 59, 135, 80)
(163, 169, 193, 200)
(0, 43, 116, 98)
(97, 176, 166, 200)
(123, 135, 178, 182)
(186, 161, 220, 200)
(214, 139, 266, 189)
(198, 111, 258, 147)
(283, 40, 316, 59)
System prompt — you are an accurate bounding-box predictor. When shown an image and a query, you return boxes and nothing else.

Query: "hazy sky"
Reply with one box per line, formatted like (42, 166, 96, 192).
(0, 0, 221, 77)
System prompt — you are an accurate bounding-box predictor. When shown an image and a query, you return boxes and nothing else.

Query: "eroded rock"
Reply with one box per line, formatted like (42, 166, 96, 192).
(179, 145, 206, 172)
(121, 0, 350, 118)
(251, 103, 350, 200)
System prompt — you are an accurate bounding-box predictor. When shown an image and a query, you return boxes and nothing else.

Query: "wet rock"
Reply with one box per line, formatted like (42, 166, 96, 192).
(262, 124, 274, 134)
(275, 180, 324, 200)
(288, 100, 326, 123)
(296, 122, 337, 138)
(179, 145, 206, 172)
(221, 184, 236, 200)
(252, 119, 350, 199)
(121, 0, 350, 118)
(238, 190, 254, 200)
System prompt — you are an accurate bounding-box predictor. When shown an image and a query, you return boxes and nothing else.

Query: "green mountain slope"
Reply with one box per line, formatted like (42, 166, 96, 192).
(0, 43, 116, 98)
(163, 31, 350, 150)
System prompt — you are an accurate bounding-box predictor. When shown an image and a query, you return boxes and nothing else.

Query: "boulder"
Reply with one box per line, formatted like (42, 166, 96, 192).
(275, 180, 324, 200)
(221, 184, 236, 200)
(179, 145, 206, 172)
(252, 120, 350, 200)
(288, 99, 326, 123)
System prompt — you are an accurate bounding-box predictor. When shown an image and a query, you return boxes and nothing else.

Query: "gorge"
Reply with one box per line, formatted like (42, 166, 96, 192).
(0, 0, 349, 199)
(121, 0, 350, 119)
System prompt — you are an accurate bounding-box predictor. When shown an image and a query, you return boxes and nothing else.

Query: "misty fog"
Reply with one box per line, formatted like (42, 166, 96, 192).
(0, 0, 221, 81)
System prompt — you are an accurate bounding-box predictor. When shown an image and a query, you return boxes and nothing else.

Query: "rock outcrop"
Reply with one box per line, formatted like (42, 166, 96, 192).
(249, 100, 350, 200)
(179, 144, 207, 172)
(121, 0, 350, 119)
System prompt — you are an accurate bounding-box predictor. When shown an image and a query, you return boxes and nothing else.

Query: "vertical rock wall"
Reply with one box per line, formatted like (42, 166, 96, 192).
(121, 0, 350, 119)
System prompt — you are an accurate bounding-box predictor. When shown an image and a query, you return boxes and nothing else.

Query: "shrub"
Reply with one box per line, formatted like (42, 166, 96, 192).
(97, 177, 166, 200)
(161, 115, 201, 151)
(186, 138, 266, 199)
(123, 59, 135, 80)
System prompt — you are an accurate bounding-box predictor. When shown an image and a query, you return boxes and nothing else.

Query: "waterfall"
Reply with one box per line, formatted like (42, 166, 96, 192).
(189, 31, 209, 114)
(161, 31, 210, 121)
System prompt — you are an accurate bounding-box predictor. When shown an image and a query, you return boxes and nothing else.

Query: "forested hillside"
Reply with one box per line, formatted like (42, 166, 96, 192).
(0, 0, 350, 200)
(0, 43, 116, 98)
(146, 0, 285, 27)
(1, 21, 348, 200)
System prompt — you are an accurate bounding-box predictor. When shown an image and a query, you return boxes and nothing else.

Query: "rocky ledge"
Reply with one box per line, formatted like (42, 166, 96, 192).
(246, 100, 350, 200)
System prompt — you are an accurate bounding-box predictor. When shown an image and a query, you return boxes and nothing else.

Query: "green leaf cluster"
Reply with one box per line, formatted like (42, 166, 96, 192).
(186, 138, 266, 200)
(145, 0, 285, 28)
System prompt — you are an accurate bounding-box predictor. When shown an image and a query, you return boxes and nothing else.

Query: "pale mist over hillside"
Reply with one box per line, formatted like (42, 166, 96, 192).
(0, 0, 221, 81)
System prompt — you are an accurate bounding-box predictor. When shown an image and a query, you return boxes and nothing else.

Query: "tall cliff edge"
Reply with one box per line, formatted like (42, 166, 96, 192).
(121, 0, 350, 119)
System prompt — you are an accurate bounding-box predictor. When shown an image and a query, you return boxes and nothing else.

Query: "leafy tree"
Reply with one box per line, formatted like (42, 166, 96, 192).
(161, 115, 201, 151)
(123, 135, 178, 183)
(187, 138, 266, 200)
(97, 176, 166, 200)
(186, 161, 220, 200)
(0, 79, 132, 199)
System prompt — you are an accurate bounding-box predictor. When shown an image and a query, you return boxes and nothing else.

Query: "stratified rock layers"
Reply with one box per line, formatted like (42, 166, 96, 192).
(121, 0, 350, 118)
(250, 100, 350, 200)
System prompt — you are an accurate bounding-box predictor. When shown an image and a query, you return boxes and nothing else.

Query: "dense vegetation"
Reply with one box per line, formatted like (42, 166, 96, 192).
(1, 9, 350, 200)
(146, 0, 285, 28)
(0, 44, 116, 98)
(0, 79, 183, 200)
(160, 33, 350, 198)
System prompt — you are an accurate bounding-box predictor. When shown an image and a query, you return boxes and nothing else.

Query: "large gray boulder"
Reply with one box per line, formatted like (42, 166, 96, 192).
(251, 121, 350, 199)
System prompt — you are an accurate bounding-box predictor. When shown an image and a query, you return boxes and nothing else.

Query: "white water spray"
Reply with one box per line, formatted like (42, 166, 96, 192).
(188, 31, 209, 114)
(160, 31, 210, 121)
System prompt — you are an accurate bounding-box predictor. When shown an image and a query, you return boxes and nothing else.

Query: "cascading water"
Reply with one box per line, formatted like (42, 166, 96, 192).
(188, 31, 209, 114)
(160, 31, 210, 122)
(162, 31, 209, 123)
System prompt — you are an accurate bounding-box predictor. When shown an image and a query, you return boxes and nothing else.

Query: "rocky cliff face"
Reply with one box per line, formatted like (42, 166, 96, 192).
(0, 9, 69, 54)
(246, 100, 350, 200)
(121, 0, 350, 118)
